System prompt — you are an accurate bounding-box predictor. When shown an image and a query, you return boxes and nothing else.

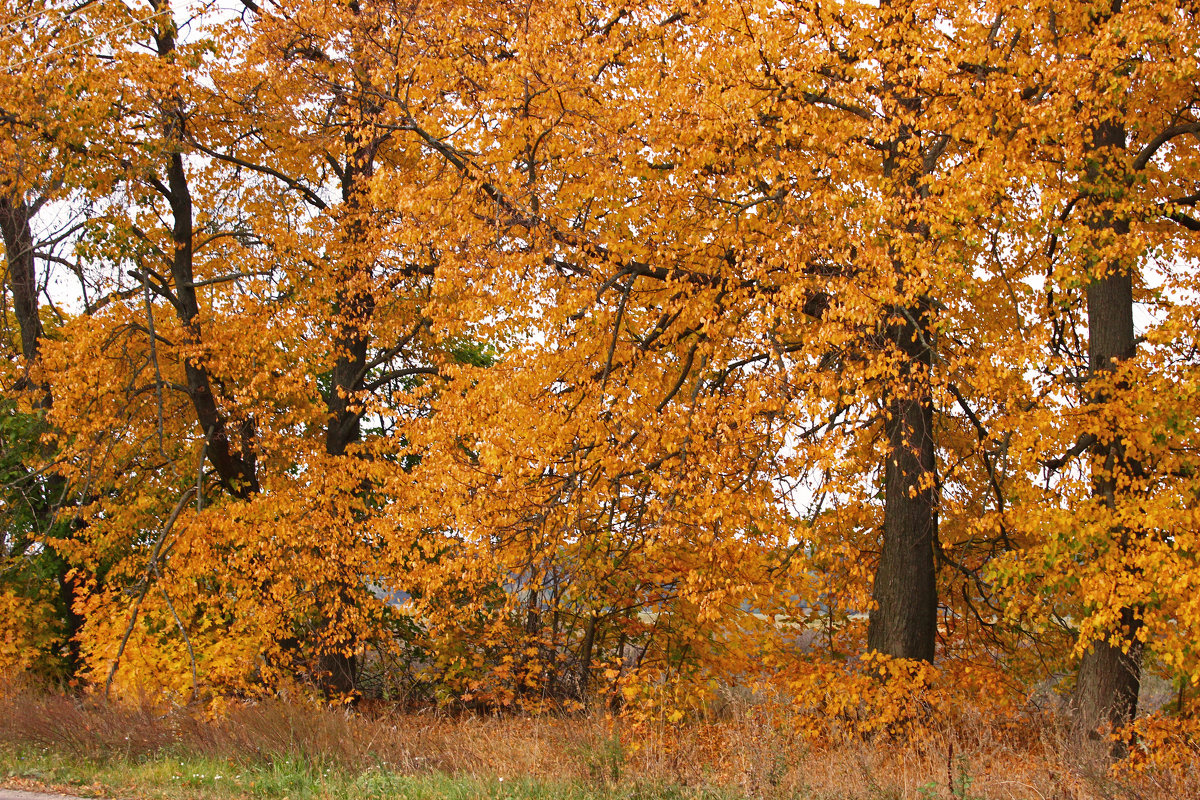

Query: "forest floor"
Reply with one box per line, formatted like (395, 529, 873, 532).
(1, 685, 1195, 800)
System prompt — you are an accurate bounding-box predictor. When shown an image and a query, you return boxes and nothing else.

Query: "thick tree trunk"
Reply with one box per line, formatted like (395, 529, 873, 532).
(314, 305, 369, 696)
(163, 152, 260, 497)
(868, 301, 938, 661)
(866, 8, 942, 658)
(1075, 609, 1142, 735)
(1071, 118, 1143, 737)
(317, 648, 359, 696)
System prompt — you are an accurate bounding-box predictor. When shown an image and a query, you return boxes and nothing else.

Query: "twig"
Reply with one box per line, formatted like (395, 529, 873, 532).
(103, 486, 196, 701)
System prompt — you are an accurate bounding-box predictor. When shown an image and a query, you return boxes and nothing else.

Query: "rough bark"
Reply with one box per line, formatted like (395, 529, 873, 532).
(1075, 608, 1142, 736)
(867, 300, 939, 661)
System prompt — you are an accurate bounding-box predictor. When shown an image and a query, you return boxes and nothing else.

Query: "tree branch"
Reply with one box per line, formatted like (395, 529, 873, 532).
(1133, 122, 1200, 171)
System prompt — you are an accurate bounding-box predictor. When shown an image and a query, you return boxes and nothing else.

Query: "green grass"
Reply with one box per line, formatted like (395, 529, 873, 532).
(0, 744, 732, 800)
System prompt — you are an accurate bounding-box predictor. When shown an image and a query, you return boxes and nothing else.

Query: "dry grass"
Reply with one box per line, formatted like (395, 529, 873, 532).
(0, 687, 609, 782)
(2, 682, 1198, 800)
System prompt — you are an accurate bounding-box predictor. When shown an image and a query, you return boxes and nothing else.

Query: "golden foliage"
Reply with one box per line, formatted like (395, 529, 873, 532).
(1, 0, 1199, 763)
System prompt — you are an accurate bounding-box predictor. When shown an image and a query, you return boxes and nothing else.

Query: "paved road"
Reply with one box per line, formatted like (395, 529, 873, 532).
(0, 791, 96, 800)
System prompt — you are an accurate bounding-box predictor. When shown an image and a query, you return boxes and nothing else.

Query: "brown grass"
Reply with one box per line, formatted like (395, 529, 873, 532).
(2, 681, 1198, 800)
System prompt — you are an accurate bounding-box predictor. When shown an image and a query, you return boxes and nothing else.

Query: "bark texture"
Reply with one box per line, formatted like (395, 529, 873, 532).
(867, 301, 938, 661)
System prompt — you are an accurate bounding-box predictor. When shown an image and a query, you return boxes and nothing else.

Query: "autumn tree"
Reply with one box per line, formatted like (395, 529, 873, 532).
(28, 0, 459, 699)
(987, 0, 1200, 736)
(0, 0, 135, 680)
(331, 0, 1056, 709)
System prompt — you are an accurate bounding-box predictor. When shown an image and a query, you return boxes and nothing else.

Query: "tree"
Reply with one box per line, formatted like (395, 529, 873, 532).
(34, 0, 452, 698)
(1014, 0, 1200, 735)
(0, 0, 133, 681)
(346, 0, 1050, 704)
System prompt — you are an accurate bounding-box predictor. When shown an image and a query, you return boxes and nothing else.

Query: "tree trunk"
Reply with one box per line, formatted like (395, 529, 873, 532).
(865, 5, 941, 659)
(317, 648, 359, 696)
(0, 196, 43, 368)
(1075, 608, 1142, 735)
(1071, 118, 1144, 737)
(578, 614, 598, 699)
(152, 2, 258, 498)
(867, 301, 938, 661)
(315, 286, 369, 695)
(312, 128, 379, 697)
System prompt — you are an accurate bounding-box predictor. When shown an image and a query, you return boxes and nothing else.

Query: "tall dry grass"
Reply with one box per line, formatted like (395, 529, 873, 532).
(2, 681, 1198, 799)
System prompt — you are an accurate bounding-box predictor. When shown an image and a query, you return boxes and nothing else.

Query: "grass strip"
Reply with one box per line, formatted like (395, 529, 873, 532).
(1, 744, 730, 800)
